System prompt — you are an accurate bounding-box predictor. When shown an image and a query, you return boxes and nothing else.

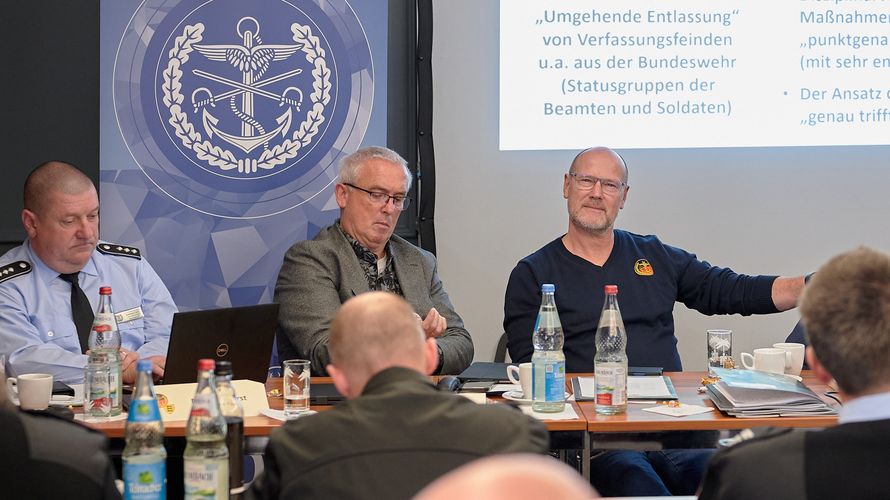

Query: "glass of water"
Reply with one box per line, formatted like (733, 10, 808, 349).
(84, 363, 113, 421)
(707, 329, 733, 376)
(283, 359, 311, 418)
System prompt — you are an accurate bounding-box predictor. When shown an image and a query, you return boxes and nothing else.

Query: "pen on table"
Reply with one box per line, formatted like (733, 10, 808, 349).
(628, 369, 662, 376)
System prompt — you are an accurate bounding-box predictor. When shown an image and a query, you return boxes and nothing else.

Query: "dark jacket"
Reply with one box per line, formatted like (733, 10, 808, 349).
(246, 367, 550, 500)
(699, 419, 890, 500)
(0, 406, 120, 499)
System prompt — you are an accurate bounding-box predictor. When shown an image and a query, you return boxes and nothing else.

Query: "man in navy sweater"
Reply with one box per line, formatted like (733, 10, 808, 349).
(504, 146, 806, 496)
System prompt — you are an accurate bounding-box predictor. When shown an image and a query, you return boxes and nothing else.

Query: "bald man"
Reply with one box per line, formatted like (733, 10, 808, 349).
(416, 454, 598, 500)
(0, 161, 175, 383)
(247, 292, 549, 500)
(504, 147, 807, 497)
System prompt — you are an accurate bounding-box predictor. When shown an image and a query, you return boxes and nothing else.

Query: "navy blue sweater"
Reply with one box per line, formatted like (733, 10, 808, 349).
(504, 231, 778, 372)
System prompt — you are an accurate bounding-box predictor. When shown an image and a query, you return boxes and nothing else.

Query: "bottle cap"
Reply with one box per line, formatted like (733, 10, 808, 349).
(137, 359, 152, 372)
(541, 283, 555, 293)
(99, 286, 112, 295)
(604, 284, 618, 294)
(197, 359, 215, 371)
(214, 360, 233, 376)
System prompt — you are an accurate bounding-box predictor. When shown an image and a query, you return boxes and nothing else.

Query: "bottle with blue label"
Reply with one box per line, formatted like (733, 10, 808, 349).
(122, 359, 167, 500)
(532, 283, 566, 412)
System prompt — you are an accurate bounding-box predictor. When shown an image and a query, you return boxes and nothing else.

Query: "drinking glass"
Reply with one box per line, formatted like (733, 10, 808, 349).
(707, 329, 733, 376)
(84, 364, 113, 421)
(283, 359, 311, 418)
(267, 365, 283, 399)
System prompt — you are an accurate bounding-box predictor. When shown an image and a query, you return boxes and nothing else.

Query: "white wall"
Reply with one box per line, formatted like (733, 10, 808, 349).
(431, 0, 890, 369)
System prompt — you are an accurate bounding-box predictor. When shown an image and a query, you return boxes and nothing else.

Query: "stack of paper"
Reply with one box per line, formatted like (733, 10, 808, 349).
(706, 368, 837, 417)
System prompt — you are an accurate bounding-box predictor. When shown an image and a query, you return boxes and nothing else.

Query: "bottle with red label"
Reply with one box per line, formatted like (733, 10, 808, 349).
(184, 359, 229, 499)
(87, 286, 122, 416)
(594, 284, 628, 415)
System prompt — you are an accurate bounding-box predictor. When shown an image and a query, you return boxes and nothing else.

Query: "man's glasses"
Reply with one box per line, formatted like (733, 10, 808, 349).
(343, 183, 411, 210)
(567, 172, 626, 195)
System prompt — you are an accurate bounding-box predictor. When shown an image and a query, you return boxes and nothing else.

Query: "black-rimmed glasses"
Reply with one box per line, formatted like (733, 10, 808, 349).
(343, 183, 411, 210)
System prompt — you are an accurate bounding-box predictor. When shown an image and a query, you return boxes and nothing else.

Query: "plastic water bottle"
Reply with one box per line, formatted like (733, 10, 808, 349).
(122, 359, 167, 499)
(88, 286, 122, 416)
(531, 283, 566, 413)
(184, 359, 229, 500)
(215, 361, 244, 498)
(594, 284, 628, 415)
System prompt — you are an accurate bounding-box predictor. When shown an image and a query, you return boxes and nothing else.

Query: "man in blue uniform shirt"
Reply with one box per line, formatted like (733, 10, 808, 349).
(0, 161, 175, 383)
(504, 147, 807, 497)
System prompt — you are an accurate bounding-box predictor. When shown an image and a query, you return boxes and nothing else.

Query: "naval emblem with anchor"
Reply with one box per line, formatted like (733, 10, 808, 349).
(162, 16, 331, 174)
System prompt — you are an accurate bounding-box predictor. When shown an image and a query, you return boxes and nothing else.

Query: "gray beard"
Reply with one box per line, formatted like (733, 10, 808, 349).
(569, 210, 612, 235)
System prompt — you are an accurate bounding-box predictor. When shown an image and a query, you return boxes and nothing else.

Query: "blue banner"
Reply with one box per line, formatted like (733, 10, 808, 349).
(100, 0, 386, 309)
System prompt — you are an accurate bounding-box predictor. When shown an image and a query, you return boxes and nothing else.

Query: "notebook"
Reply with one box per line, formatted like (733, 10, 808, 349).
(160, 303, 280, 385)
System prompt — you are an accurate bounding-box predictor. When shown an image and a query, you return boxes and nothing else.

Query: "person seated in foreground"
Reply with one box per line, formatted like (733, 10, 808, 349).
(246, 292, 549, 500)
(0, 368, 120, 499)
(275, 146, 473, 375)
(698, 246, 890, 500)
(415, 453, 599, 500)
(0, 161, 175, 383)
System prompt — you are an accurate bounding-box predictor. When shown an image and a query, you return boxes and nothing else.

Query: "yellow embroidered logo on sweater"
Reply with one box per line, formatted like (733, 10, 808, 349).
(634, 259, 654, 276)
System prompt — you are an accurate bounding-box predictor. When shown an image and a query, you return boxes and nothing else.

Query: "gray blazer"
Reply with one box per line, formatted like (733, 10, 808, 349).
(274, 224, 473, 375)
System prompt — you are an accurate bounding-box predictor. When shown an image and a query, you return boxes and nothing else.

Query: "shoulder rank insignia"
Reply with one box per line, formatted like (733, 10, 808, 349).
(97, 243, 143, 260)
(0, 261, 32, 284)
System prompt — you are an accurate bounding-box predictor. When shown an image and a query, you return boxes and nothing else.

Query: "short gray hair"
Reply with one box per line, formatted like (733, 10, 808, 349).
(800, 246, 890, 395)
(338, 146, 412, 190)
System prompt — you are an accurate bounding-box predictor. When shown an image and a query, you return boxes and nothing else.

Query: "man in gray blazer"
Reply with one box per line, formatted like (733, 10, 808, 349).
(275, 146, 473, 375)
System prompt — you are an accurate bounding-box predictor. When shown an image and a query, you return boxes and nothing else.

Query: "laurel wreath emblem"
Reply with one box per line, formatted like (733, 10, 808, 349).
(161, 23, 331, 173)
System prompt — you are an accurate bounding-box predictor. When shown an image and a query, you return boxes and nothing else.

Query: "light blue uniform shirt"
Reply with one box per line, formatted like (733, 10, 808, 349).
(839, 390, 890, 424)
(0, 240, 176, 383)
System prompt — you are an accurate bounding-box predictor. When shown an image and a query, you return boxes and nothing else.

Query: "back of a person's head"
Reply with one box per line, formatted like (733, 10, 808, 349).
(800, 246, 890, 395)
(23, 160, 94, 214)
(414, 453, 598, 500)
(329, 292, 426, 379)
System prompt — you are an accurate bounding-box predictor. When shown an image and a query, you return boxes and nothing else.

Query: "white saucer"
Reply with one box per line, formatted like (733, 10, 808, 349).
(49, 396, 83, 407)
(784, 373, 803, 382)
(502, 390, 569, 404)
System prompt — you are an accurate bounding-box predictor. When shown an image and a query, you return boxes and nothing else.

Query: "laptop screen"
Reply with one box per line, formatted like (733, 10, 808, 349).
(161, 303, 280, 385)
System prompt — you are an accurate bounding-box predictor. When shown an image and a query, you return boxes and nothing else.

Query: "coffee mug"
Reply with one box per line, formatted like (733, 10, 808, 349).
(740, 348, 790, 375)
(507, 362, 533, 398)
(6, 373, 53, 410)
(773, 342, 806, 376)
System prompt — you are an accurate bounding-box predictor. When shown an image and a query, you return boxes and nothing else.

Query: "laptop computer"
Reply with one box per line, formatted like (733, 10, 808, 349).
(160, 303, 280, 385)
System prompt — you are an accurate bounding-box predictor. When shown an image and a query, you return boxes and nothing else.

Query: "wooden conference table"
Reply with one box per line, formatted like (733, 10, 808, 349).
(85, 371, 839, 481)
(86, 370, 839, 437)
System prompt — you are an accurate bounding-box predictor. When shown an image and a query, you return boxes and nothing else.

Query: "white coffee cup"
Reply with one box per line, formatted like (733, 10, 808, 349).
(507, 362, 533, 398)
(741, 348, 790, 375)
(6, 373, 53, 410)
(773, 342, 806, 376)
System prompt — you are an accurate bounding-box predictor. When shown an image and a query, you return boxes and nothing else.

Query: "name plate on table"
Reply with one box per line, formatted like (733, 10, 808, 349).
(572, 376, 678, 401)
(154, 379, 269, 422)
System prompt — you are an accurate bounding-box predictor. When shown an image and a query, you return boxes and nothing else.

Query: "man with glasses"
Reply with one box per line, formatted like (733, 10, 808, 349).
(275, 146, 473, 375)
(504, 146, 806, 496)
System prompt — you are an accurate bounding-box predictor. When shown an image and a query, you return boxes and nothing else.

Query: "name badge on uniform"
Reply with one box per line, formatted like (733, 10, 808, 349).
(115, 306, 144, 324)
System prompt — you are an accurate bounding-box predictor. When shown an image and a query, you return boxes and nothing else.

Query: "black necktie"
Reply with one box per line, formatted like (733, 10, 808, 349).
(59, 272, 94, 353)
